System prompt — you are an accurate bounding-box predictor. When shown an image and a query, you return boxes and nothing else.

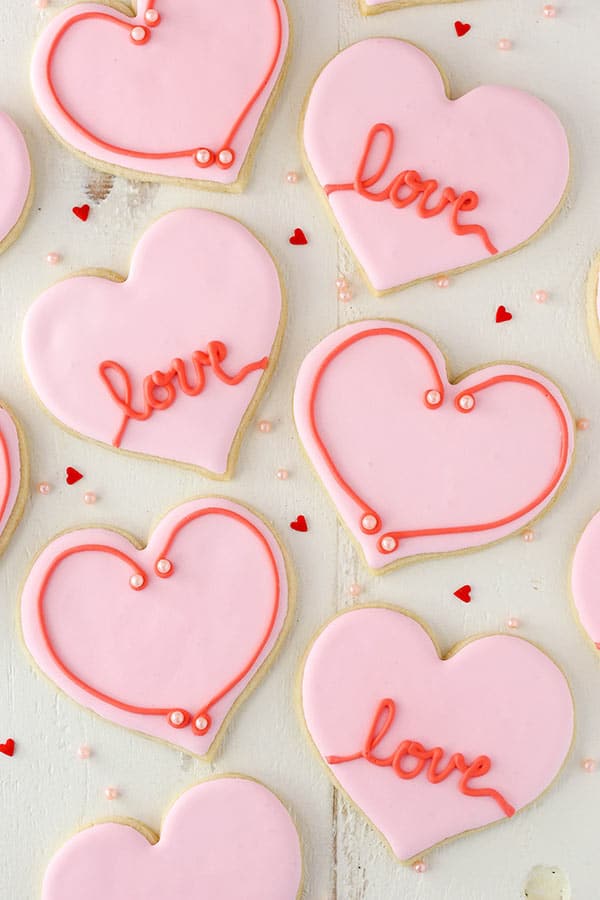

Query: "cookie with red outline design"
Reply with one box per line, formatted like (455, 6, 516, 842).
(302, 39, 569, 294)
(31, 0, 289, 190)
(21, 498, 292, 757)
(0, 401, 27, 558)
(301, 607, 573, 861)
(294, 320, 574, 572)
(42, 777, 302, 899)
(23, 209, 284, 478)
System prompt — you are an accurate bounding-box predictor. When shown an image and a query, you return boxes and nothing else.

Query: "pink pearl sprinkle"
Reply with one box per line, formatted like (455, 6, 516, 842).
(37, 482, 51, 495)
(46, 252, 61, 265)
(335, 276, 348, 290)
(507, 617, 520, 629)
(349, 583, 362, 597)
(522, 529, 534, 543)
(286, 171, 299, 184)
(436, 276, 450, 289)
(583, 758, 596, 773)
(543, 4, 556, 17)
(534, 289, 549, 304)
(276, 468, 289, 481)
(83, 491, 97, 505)
(77, 744, 91, 760)
(104, 787, 119, 800)
(498, 38, 513, 51)
(35, 0, 48, 8)
(413, 860, 427, 874)
(258, 420, 272, 434)
(338, 289, 353, 303)
(577, 418, 590, 431)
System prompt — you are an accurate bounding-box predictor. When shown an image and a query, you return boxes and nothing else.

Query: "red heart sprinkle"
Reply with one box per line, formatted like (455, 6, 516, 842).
(65, 466, 84, 485)
(289, 228, 308, 246)
(290, 515, 308, 533)
(453, 585, 472, 604)
(0, 739, 15, 757)
(72, 204, 90, 222)
(495, 305, 513, 323)
(454, 21, 472, 37)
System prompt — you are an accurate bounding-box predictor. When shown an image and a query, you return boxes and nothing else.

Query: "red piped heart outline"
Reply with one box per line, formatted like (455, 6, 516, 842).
(35, 505, 283, 743)
(45, 1, 285, 171)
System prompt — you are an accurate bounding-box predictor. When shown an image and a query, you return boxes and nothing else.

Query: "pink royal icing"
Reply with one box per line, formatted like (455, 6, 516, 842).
(294, 320, 573, 571)
(303, 39, 569, 293)
(0, 112, 31, 249)
(302, 607, 574, 861)
(571, 510, 600, 650)
(23, 209, 283, 475)
(31, 0, 289, 187)
(21, 498, 290, 756)
(42, 778, 302, 899)
(0, 405, 23, 549)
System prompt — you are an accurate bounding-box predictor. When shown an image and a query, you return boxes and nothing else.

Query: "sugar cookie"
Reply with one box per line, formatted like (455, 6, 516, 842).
(0, 401, 27, 556)
(294, 320, 574, 572)
(0, 112, 32, 254)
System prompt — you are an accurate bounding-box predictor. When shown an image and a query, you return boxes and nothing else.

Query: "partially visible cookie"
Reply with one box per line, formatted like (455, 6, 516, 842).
(360, 0, 464, 13)
(0, 400, 28, 557)
(42, 777, 303, 899)
(31, 0, 289, 190)
(0, 111, 32, 254)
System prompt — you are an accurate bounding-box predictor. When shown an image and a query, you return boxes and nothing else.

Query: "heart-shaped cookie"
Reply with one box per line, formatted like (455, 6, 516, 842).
(303, 39, 569, 294)
(31, 0, 289, 188)
(21, 498, 290, 756)
(302, 607, 574, 861)
(0, 402, 26, 556)
(571, 510, 600, 651)
(294, 320, 573, 571)
(0, 112, 32, 253)
(42, 778, 302, 899)
(23, 209, 283, 476)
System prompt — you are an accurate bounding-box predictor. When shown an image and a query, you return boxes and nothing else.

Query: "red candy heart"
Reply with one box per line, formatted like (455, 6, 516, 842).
(454, 21, 472, 38)
(289, 228, 308, 246)
(65, 467, 83, 485)
(454, 584, 472, 604)
(72, 204, 90, 222)
(496, 305, 513, 323)
(290, 515, 308, 532)
(0, 739, 15, 757)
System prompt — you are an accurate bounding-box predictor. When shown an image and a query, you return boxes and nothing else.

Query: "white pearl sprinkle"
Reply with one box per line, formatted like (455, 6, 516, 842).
(156, 558, 172, 575)
(426, 389, 441, 407)
(145, 9, 159, 23)
(380, 536, 398, 553)
(195, 148, 211, 165)
(129, 573, 144, 590)
(459, 394, 475, 411)
(218, 149, 233, 166)
(130, 25, 147, 42)
(169, 711, 185, 727)
(362, 514, 378, 532)
(195, 716, 209, 732)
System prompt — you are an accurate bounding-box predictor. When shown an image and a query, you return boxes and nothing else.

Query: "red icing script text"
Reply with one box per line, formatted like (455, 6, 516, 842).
(99, 340, 268, 447)
(324, 123, 498, 256)
(326, 698, 514, 817)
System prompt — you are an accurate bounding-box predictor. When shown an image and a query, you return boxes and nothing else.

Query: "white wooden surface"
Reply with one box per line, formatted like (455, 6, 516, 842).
(1, 1, 600, 897)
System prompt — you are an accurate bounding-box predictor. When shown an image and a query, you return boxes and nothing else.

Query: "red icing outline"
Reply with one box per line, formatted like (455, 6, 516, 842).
(308, 326, 570, 555)
(0, 427, 11, 528)
(324, 123, 498, 256)
(327, 698, 515, 818)
(36, 506, 281, 737)
(98, 340, 269, 448)
(45, 0, 284, 170)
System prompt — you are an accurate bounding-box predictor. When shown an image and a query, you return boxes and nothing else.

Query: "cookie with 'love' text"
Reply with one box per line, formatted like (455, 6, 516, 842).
(23, 209, 284, 478)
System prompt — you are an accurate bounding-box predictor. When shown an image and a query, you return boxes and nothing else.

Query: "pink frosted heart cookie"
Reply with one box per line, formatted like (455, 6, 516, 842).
(42, 777, 303, 899)
(0, 112, 32, 253)
(303, 39, 569, 294)
(294, 320, 573, 571)
(23, 209, 283, 476)
(31, 0, 289, 189)
(301, 607, 574, 861)
(21, 498, 290, 756)
(571, 510, 600, 651)
(0, 402, 27, 555)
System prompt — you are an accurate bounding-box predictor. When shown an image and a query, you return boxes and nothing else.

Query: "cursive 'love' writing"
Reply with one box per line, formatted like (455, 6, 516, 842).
(99, 340, 268, 447)
(326, 698, 514, 817)
(324, 123, 498, 256)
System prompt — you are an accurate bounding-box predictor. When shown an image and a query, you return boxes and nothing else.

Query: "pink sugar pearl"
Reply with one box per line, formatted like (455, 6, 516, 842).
(543, 4, 557, 17)
(498, 38, 513, 51)
(436, 276, 450, 289)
